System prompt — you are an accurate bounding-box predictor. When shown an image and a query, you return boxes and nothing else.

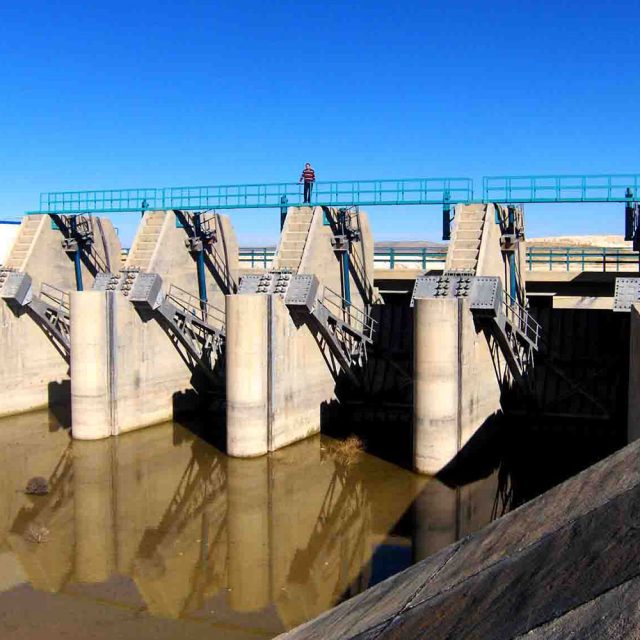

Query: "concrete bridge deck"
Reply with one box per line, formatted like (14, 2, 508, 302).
(280, 435, 640, 639)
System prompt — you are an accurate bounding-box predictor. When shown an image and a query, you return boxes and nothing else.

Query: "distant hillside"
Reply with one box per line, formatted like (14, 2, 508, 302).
(527, 235, 631, 248)
(374, 240, 446, 249)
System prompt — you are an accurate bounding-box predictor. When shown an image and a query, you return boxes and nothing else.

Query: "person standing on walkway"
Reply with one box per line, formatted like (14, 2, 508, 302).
(299, 163, 316, 204)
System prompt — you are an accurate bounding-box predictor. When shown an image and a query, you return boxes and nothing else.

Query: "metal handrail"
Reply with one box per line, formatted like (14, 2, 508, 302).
(503, 292, 540, 349)
(483, 174, 640, 203)
(166, 284, 225, 330)
(320, 287, 376, 339)
(40, 283, 70, 314)
(32, 177, 473, 214)
(237, 245, 637, 272)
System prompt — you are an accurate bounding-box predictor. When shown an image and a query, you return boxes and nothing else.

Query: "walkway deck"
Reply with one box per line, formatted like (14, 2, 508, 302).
(279, 437, 640, 639)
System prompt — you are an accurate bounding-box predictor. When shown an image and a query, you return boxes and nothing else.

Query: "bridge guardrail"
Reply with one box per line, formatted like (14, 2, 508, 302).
(235, 246, 638, 272)
(34, 178, 473, 214)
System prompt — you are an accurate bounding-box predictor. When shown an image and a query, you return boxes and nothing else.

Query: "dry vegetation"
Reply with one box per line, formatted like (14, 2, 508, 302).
(332, 435, 365, 466)
(24, 523, 50, 544)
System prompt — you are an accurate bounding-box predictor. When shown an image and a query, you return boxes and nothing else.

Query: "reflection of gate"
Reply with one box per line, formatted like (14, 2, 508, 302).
(286, 457, 371, 604)
(10, 443, 74, 531)
(134, 444, 227, 616)
(8, 443, 75, 591)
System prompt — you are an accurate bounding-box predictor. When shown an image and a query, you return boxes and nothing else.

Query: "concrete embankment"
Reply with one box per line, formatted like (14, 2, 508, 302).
(279, 437, 640, 639)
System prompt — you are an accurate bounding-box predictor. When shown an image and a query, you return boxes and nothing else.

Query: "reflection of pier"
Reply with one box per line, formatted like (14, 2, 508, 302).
(1, 424, 431, 634)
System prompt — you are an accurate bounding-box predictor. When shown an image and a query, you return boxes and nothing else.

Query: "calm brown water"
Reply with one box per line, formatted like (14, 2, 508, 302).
(0, 410, 501, 639)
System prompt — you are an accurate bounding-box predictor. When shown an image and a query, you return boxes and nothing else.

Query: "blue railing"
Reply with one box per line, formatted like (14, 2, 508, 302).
(526, 246, 638, 271)
(237, 246, 638, 272)
(32, 178, 473, 214)
(373, 247, 447, 269)
(483, 174, 640, 203)
(27, 173, 640, 216)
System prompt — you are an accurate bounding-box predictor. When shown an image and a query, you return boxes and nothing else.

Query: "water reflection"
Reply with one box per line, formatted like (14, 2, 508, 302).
(0, 412, 501, 638)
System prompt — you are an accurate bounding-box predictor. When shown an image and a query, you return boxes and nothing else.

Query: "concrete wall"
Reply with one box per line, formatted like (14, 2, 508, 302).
(226, 206, 378, 458)
(0, 215, 121, 418)
(413, 204, 518, 475)
(71, 210, 239, 440)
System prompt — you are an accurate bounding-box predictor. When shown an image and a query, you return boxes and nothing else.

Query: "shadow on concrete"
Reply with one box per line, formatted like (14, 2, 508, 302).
(436, 410, 507, 488)
(47, 380, 71, 430)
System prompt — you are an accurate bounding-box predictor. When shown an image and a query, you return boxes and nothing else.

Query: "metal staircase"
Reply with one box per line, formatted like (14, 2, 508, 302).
(93, 270, 226, 385)
(156, 284, 226, 384)
(29, 283, 71, 361)
(0, 270, 71, 360)
(483, 291, 540, 389)
(311, 287, 376, 383)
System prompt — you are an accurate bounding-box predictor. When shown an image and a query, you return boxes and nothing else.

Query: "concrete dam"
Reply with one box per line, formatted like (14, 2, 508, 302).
(2, 174, 640, 636)
(1, 200, 541, 474)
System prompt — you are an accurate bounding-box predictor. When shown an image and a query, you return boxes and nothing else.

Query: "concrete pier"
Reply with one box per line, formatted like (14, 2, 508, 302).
(0, 214, 120, 417)
(226, 206, 378, 457)
(413, 204, 526, 474)
(70, 210, 239, 439)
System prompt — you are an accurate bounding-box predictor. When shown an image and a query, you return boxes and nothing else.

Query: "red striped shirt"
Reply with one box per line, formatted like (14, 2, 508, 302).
(301, 168, 315, 182)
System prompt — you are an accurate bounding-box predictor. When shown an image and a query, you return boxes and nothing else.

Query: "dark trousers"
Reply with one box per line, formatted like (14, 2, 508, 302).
(304, 181, 313, 203)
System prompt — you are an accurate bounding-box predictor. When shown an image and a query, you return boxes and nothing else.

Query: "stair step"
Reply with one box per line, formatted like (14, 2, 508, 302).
(278, 250, 303, 260)
(449, 258, 476, 267)
(276, 259, 300, 268)
(279, 241, 305, 251)
(284, 231, 309, 238)
(451, 248, 479, 258)
(453, 240, 481, 251)
(458, 209, 485, 220)
(456, 220, 484, 229)
(456, 229, 482, 240)
(288, 223, 312, 232)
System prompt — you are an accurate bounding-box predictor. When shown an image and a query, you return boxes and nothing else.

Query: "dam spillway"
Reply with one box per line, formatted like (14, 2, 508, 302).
(0, 173, 639, 636)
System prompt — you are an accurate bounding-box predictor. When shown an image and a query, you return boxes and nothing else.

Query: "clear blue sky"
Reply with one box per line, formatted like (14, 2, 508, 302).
(2, 0, 638, 246)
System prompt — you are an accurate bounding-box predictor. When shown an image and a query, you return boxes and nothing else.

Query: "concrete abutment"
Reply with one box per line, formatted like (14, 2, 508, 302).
(0, 214, 121, 418)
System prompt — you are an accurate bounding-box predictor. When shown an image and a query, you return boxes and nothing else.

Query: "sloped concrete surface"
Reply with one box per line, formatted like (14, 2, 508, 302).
(279, 438, 640, 639)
